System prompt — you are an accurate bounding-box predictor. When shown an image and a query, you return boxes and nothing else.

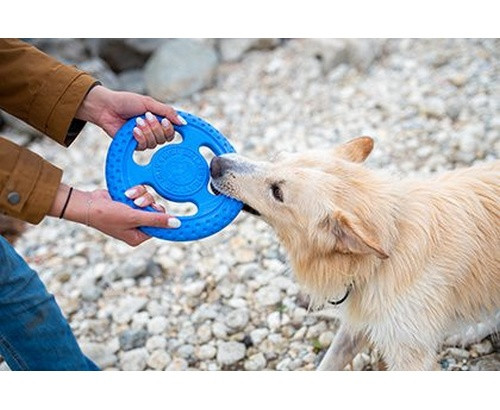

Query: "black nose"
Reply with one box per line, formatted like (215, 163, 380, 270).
(210, 156, 230, 178)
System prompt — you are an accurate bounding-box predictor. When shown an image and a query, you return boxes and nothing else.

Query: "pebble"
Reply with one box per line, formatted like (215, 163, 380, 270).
(256, 286, 282, 306)
(80, 342, 117, 369)
(112, 297, 148, 324)
(120, 348, 149, 371)
(244, 353, 267, 371)
(196, 344, 217, 360)
(119, 329, 148, 351)
(147, 316, 169, 335)
(147, 350, 171, 370)
(225, 309, 250, 331)
(217, 342, 246, 366)
(250, 328, 270, 345)
(145, 335, 168, 352)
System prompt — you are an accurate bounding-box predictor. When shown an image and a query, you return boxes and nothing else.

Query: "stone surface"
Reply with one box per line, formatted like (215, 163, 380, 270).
(144, 39, 219, 100)
(2, 39, 497, 372)
(216, 342, 246, 366)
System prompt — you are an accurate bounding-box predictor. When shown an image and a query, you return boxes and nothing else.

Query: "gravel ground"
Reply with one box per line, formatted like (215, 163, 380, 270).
(1, 39, 499, 371)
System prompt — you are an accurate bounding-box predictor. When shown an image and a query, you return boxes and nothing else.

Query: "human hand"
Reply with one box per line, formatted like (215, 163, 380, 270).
(75, 85, 187, 150)
(49, 184, 180, 246)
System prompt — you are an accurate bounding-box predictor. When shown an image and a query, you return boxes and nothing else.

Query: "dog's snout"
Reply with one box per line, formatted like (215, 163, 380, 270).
(210, 156, 230, 178)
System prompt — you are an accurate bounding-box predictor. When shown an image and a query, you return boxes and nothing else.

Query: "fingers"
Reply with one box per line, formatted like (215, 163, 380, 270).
(143, 97, 187, 126)
(135, 117, 156, 149)
(147, 112, 175, 143)
(131, 208, 181, 229)
(124, 185, 166, 213)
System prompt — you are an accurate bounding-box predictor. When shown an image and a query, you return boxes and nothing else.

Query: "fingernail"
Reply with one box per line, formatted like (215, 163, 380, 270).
(177, 115, 187, 125)
(133, 127, 143, 136)
(136, 117, 146, 127)
(161, 118, 171, 128)
(124, 188, 137, 198)
(167, 217, 181, 228)
(134, 197, 146, 206)
(145, 112, 155, 122)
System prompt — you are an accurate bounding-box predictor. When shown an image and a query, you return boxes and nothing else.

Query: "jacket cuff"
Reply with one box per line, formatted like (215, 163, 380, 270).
(0, 139, 62, 224)
(28, 68, 99, 147)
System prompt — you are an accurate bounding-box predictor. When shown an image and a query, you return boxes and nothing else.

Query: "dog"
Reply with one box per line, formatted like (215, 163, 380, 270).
(210, 137, 500, 370)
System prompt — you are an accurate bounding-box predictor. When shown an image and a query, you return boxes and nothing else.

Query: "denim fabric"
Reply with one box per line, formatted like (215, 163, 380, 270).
(0, 235, 99, 370)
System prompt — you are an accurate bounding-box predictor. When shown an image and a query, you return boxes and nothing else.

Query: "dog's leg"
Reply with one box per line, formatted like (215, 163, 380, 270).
(317, 324, 368, 371)
(385, 344, 439, 371)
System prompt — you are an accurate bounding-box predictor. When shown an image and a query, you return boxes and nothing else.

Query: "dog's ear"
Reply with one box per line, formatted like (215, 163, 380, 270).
(327, 210, 388, 259)
(334, 137, 374, 163)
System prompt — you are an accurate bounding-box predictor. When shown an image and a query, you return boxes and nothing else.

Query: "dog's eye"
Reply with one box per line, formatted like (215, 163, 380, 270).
(270, 183, 284, 202)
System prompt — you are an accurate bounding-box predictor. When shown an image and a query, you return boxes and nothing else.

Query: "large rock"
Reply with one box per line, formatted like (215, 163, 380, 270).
(144, 39, 219, 101)
(94, 38, 164, 72)
(218, 38, 281, 62)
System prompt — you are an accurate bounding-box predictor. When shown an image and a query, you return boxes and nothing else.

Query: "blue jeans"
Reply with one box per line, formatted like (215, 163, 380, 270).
(0, 235, 99, 370)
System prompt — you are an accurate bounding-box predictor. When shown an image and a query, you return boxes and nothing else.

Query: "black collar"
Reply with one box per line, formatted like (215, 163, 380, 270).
(328, 283, 353, 306)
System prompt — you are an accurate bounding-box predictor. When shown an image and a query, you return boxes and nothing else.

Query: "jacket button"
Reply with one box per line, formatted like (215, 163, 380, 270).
(7, 191, 21, 205)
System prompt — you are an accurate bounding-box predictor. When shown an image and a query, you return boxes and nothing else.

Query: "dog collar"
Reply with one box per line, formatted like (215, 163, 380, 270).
(328, 283, 353, 306)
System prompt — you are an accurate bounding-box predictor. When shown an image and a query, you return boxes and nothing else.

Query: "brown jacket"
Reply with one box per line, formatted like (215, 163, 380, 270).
(0, 38, 98, 224)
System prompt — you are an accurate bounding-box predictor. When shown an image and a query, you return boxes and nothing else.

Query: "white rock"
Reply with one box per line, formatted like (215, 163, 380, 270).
(225, 309, 250, 331)
(196, 324, 213, 344)
(217, 342, 246, 366)
(112, 296, 148, 324)
(166, 358, 188, 371)
(146, 335, 168, 352)
(250, 328, 270, 345)
(256, 286, 282, 306)
(147, 316, 169, 334)
(196, 344, 217, 360)
(80, 342, 117, 369)
(244, 353, 267, 371)
(183, 280, 206, 297)
(267, 311, 282, 331)
(147, 350, 171, 370)
(120, 348, 149, 371)
(145, 39, 219, 100)
(219, 38, 280, 62)
(212, 322, 229, 339)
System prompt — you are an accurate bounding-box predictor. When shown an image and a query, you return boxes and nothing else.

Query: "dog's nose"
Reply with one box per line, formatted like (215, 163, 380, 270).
(210, 156, 230, 178)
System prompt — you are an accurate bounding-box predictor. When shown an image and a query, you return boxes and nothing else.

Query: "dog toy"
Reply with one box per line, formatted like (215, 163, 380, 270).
(105, 111, 243, 241)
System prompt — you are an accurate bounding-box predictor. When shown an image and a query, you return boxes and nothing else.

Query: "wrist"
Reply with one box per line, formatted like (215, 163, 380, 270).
(75, 84, 108, 124)
(48, 184, 91, 225)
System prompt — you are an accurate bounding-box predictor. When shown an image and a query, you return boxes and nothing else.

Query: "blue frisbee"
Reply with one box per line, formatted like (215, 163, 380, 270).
(105, 111, 243, 241)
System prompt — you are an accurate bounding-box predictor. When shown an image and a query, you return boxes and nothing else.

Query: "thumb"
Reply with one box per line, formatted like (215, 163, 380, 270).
(131, 208, 181, 229)
(143, 98, 186, 126)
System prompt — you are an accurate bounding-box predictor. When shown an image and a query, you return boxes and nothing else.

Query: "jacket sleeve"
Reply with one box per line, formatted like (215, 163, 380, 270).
(0, 136, 62, 224)
(0, 39, 99, 224)
(0, 38, 99, 147)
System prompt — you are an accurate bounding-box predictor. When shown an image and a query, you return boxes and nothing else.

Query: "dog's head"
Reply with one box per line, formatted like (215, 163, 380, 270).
(210, 137, 389, 261)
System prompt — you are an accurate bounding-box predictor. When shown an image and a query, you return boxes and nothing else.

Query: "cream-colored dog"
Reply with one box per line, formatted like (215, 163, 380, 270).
(210, 137, 500, 370)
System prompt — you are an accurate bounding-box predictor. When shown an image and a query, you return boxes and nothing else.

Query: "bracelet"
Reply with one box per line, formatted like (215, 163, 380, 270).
(59, 187, 74, 219)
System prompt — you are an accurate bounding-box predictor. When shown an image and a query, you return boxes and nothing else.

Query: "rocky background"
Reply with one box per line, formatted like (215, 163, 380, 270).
(0, 39, 498, 371)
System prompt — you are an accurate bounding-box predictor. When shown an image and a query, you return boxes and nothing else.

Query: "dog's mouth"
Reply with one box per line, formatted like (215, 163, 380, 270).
(210, 182, 261, 216)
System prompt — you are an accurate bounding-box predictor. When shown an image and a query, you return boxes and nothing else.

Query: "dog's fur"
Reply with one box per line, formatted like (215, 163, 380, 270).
(210, 137, 500, 370)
